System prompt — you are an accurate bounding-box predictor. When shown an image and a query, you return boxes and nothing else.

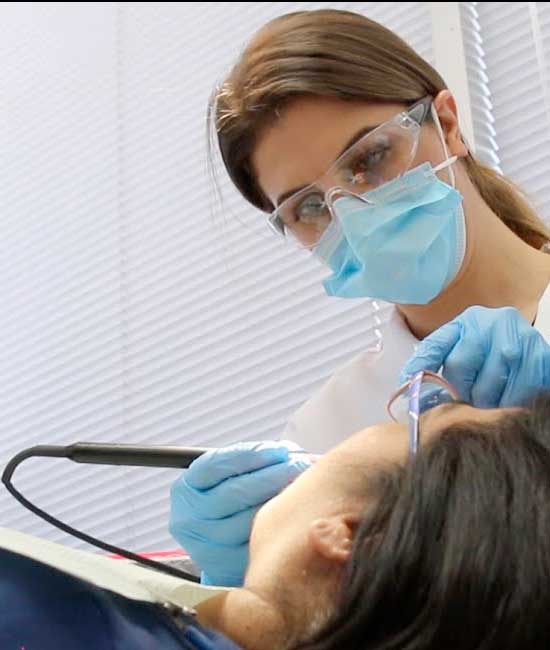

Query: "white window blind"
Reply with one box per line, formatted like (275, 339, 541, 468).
(462, 1, 550, 220)
(0, 2, 434, 552)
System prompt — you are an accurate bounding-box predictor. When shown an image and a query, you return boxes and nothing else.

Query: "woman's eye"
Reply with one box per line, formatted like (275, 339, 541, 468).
(294, 194, 327, 223)
(350, 144, 390, 179)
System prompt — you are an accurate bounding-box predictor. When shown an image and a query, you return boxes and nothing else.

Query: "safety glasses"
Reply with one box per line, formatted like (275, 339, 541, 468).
(267, 96, 433, 249)
(387, 370, 460, 455)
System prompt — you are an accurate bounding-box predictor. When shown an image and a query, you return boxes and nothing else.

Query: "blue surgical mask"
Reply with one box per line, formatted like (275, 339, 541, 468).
(314, 158, 466, 304)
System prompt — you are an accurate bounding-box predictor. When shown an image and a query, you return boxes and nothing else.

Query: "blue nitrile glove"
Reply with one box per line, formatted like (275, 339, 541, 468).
(169, 440, 313, 587)
(400, 305, 550, 408)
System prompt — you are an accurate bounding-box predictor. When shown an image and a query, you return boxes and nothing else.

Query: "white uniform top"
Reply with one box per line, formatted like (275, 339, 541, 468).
(285, 285, 550, 454)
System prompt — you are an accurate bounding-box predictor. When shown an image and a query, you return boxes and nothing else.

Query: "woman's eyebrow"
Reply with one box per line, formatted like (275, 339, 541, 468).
(335, 125, 378, 161)
(274, 125, 379, 207)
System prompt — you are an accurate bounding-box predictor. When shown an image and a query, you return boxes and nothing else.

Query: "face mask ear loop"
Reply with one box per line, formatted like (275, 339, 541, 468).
(433, 156, 458, 175)
(431, 103, 456, 187)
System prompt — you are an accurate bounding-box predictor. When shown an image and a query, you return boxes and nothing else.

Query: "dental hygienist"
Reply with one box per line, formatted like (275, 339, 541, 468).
(170, 9, 550, 586)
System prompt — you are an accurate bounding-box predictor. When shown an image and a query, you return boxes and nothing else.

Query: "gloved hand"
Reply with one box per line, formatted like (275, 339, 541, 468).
(169, 440, 313, 587)
(400, 305, 550, 408)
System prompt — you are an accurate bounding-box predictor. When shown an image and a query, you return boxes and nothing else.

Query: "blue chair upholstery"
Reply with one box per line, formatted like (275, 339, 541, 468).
(0, 548, 239, 649)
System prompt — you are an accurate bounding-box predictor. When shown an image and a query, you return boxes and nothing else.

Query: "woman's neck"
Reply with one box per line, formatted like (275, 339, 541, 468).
(399, 195, 550, 339)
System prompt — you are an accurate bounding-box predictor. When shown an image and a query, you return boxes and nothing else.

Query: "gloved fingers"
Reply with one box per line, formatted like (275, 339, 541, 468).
(189, 542, 249, 587)
(185, 440, 304, 490)
(199, 545, 249, 587)
(177, 536, 246, 571)
(470, 354, 511, 409)
(287, 452, 315, 476)
(440, 334, 486, 403)
(174, 458, 310, 519)
(399, 321, 461, 384)
(499, 334, 547, 407)
(499, 363, 532, 408)
(196, 459, 311, 516)
(170, 503, 260, 547)
(470, 315, 521, 408)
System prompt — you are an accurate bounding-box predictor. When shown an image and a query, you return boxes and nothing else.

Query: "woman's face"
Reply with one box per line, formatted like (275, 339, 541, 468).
(251, 91, 470, 256)
(250, 94, 468, 241)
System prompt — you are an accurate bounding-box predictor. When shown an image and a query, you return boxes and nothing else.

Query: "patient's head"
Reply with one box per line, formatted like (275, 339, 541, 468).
(197, 395, 550, 649)
(293, 393, 550, 649)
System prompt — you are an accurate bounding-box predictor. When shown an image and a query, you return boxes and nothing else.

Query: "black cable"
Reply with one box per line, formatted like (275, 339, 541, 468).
(2, 444, 212, 583)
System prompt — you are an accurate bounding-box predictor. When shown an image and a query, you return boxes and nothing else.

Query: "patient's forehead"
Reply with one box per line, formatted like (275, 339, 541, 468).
(325, 404, 509, 470)
(322, 421, 410, 471)
(419, 403, 512, 439)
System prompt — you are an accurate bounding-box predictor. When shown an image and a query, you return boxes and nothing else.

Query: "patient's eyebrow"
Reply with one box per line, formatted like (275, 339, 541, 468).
(430, 400, 469, 415)
(418, 400, 469, 430)
(420, 399, 472, 417)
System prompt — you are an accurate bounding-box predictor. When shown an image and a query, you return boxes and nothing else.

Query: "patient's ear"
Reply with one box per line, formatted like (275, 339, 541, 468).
(308, 514, 360, 563)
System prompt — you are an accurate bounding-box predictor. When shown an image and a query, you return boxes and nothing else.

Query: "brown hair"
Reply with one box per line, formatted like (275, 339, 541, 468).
(209, 9, 549, 248)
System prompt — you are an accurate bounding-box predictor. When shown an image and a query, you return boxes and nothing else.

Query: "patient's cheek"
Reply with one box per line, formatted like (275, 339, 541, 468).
(250, 456, 322, 559)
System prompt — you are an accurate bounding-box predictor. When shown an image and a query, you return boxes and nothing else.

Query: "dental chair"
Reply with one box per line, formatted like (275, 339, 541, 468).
(0, 529, 240, 650)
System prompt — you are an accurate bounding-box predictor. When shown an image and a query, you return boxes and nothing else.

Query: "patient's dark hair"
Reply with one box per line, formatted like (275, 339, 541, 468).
(296, 393, 550, 650)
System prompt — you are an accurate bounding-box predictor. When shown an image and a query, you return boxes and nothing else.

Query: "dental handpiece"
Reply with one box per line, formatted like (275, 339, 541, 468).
(2, 443, 211, 483)
(2, 443, 320, 483)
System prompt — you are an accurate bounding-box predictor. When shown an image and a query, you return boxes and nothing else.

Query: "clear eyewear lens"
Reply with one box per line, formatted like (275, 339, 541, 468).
(268, 113, 421, 249)
(389, 378, 457, 425)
